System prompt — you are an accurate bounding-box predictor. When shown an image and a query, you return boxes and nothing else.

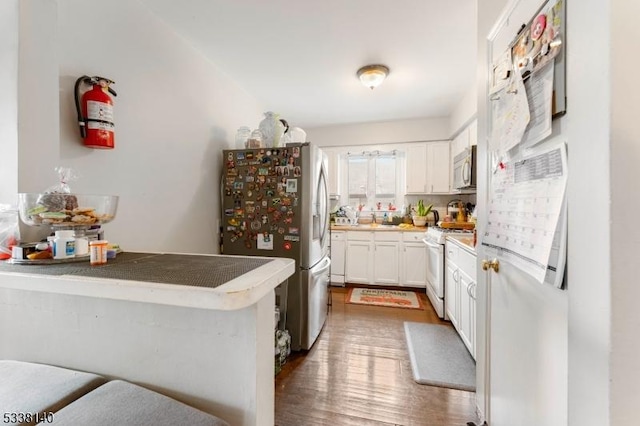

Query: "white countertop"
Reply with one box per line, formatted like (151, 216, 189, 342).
(331, 224, 427, 232)
(446, 235, 477, 255)
(0, 252, 295, 311)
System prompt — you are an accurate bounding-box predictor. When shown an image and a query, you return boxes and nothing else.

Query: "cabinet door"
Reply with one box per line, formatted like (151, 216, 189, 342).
(458, 269, 474, 357)
(325, 149, 340, 197)
(373, 242, 399, 285)
(427, 141, 450, 194)
(405, 144, 428, 194)
(401, 242, 427, 287)
(345, 241, 371, 283)
(469, 119, 478, 147)
(445, 260, 458, 327)
(330, 232, 346, 275)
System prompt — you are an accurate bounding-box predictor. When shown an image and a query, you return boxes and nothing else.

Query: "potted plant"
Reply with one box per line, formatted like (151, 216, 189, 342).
(412, 200, 432, 227)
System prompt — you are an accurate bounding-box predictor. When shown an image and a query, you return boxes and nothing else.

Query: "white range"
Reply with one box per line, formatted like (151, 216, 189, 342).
(422, 226, 474, 319)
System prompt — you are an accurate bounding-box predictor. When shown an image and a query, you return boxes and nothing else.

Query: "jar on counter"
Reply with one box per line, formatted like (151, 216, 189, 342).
(234, 126, 251, 149)
(246, 129, 263, 148)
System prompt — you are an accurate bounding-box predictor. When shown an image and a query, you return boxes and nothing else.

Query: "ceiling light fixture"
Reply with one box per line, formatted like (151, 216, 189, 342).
(357, 64, 389, 90)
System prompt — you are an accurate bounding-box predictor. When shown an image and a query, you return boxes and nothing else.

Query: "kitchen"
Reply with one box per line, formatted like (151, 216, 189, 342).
(1, 1, 639, 426)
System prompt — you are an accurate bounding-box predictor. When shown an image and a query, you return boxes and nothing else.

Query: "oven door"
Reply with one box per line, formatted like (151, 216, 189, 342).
(423, 238, 444, 298)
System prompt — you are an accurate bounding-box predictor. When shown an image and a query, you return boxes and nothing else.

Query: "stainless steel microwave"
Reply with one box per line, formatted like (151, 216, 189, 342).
(452, 145, 476, 190)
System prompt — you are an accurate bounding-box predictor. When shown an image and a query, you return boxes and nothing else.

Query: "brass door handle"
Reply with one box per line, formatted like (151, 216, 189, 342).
(482, 258, 500, 273)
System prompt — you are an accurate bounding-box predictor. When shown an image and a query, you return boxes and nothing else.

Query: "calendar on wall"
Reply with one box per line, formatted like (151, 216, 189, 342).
(481, 143, 567, 288)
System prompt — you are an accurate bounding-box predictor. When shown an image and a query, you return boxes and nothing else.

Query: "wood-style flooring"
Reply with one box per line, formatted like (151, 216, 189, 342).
(275, 286, 480, 426)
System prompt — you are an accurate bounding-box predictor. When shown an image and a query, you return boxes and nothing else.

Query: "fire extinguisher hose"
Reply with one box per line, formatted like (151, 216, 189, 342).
(74, 75, 90, 138)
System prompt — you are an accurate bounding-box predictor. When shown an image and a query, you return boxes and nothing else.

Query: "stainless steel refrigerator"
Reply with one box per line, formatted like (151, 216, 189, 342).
(221, 143, 331, 350)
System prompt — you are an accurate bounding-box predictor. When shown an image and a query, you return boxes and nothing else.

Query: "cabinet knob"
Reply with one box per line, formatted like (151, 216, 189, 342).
(481, 258, 500, 273)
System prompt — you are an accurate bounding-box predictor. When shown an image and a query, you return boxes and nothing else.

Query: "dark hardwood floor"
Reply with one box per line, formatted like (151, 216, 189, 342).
(275, 286, 480, 426)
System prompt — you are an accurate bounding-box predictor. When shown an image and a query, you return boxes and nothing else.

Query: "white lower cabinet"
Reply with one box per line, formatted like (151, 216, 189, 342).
(374, 241, 399, 285)
(445, 260, 459, 328)
(444, 238, 477, 359)
(345, 239, 372, 284)
(343, 231, 425, 287)
(401, 232, 427, 286)
(330, 231, 346, 284)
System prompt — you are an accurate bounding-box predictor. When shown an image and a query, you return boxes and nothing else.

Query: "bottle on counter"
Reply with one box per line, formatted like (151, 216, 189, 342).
(53, 230, 75, 259)
(89, 240, 108, 265)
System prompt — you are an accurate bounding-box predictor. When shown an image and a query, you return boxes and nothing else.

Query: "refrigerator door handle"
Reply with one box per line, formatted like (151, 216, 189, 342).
(311, 256, 332, 277)
(316, 165, 329, 246)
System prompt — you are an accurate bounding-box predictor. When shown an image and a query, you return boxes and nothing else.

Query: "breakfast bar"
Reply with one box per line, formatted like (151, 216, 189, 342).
(0, 252, 295, 426)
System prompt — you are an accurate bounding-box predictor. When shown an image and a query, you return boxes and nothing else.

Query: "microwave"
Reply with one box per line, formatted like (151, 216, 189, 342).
(452, 145, 476, 190)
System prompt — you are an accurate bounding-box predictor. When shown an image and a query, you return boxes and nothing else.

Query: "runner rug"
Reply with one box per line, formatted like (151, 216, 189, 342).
(404, 321, 476, 391)
(345, 288, 423, 310)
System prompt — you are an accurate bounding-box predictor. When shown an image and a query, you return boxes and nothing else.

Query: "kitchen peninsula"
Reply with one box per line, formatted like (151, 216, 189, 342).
(0, 252, 295, 426)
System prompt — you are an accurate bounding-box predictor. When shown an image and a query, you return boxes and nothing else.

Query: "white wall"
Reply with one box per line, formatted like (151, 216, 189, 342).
(449, 83, 478, 138)
(565, 1, 612, 425)
(16, 0, 264, 253)
(606, 1, 640, 424)
(306, 117, 450, 147)
(0, 0, 19, 205)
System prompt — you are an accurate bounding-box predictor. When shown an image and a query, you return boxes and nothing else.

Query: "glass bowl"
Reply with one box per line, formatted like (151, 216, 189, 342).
(18, 193, 119, 229)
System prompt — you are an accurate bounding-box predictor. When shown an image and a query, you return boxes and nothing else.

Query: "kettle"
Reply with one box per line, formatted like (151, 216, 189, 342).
(429, 209, 440, 226)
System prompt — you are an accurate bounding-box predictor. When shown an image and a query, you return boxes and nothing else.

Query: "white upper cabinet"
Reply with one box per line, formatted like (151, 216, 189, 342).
(451, 126, 470, 159)
(405, 141, 450, 194)
(405, 144, 428, 194)
(468, 119, 478, 147)
(324, 148, 340, 197)
(427, 141, 450, 194)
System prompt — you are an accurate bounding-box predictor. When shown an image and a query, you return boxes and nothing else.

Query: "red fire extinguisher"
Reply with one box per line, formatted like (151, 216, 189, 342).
(74, 76, 117, 149)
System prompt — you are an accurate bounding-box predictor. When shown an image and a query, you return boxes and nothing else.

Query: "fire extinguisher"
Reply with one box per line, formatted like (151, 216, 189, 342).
(74, 76, 117, 149)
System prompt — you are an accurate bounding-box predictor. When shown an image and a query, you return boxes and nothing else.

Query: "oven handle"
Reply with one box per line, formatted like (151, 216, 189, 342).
(422, 238, 441, 249)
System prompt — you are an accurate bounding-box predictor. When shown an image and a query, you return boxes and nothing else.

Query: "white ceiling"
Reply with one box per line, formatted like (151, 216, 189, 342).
(139, 0, 477, 129)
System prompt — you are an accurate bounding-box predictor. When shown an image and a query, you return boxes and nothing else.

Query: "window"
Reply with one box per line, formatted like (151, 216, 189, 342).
(347, 150, 402, 212)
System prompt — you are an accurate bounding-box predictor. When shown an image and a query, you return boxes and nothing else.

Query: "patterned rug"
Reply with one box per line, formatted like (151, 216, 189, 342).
(346, 288, 423, 310)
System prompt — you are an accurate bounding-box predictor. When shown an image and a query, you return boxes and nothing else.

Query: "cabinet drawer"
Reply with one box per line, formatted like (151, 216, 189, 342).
(374, 231, 401, 242)
(445, 241, 459, 263)
(402, 232, 425, 242)
(457, 247, 477, 278)
(346, 231, 373, 241)
(331, 231, 345, 241)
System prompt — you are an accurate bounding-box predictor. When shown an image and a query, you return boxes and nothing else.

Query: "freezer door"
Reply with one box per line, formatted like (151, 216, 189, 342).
(300, 144, 330, 268)
(300, 256, 331, 350)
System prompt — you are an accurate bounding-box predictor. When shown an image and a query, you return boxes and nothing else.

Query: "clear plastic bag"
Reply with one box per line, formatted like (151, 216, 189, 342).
(0, 204, 20, 260)
(37, 167, 79, 212)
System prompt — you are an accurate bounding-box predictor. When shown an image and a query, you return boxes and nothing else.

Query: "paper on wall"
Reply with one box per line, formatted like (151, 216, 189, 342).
(521, 61, 555, 149)
(482, 141, 567, 285)
(489, 66, 531, 154)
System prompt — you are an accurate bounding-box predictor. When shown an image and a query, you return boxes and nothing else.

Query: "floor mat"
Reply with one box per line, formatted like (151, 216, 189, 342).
(404, 321, 476, 391)
(346, 288, 423, 309)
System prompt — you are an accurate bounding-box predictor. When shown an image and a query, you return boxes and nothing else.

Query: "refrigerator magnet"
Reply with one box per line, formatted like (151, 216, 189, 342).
(286, 179, 298, 192)
(257, 234, 274, 250)
(284, 235, 300, 242)
(289, 227, 299, 235)
(292, 146, 300, 157)
(236, 152, 245, 160)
